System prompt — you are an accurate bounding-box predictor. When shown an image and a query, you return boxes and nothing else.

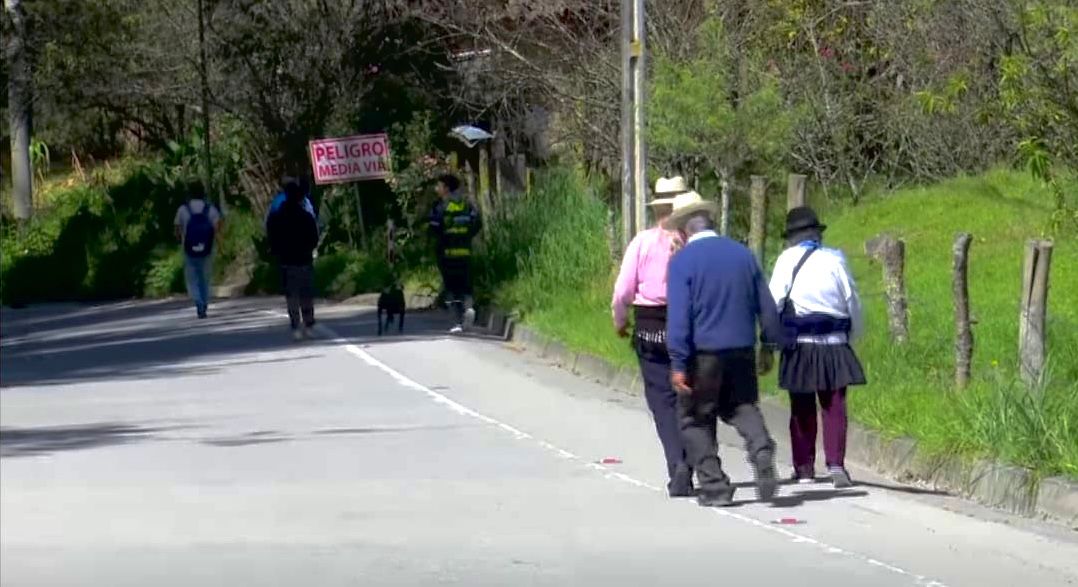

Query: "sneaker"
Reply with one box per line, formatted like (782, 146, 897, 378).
(463, 308, 476, 330)
(830, 467, 853, 489)
(449, 324, 464, 334)
(292, 329, 304, 342)
(196, 305, 208, 319)
(792, 467, 816, 484)
(302, 326, 315, 340)
(697, 488, 735, 507)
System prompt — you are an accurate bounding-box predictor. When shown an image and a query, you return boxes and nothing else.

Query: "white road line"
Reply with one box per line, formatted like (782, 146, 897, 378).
(277, 312, 946, 587)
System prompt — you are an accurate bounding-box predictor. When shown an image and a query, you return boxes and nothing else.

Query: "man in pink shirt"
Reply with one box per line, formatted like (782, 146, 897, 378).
(611, 176, 692, 497)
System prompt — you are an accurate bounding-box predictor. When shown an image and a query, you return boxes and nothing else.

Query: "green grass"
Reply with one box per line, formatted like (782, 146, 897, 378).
(822, 169, 1078, 478)
(477, 168, 637, 369)
(501, 168, 1077, 479)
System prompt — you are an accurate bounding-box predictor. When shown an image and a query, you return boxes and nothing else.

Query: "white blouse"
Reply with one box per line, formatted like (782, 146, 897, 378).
(768, 244, 864, 345)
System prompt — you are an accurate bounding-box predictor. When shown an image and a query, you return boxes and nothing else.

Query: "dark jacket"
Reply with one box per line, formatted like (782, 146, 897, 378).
(429, 193, 482, 260)
(267, 200, 320, 266)
(667, 233, 785, 373)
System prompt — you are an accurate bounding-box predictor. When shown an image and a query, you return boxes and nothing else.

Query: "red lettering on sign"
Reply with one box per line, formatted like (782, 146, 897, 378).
(309, 134, 392, 184)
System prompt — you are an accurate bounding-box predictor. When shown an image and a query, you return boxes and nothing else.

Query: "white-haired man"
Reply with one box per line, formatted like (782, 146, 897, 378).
(665, 191, 786, 507)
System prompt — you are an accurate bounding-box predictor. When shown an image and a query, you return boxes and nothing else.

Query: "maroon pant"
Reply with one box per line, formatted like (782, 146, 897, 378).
(789, 388, 847, 476)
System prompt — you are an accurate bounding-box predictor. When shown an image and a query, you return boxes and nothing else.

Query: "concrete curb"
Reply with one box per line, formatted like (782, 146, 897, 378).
(505, 322, 1078, 528)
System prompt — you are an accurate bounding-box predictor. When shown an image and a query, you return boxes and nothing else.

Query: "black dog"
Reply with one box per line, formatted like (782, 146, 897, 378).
(377, 283, 406, 335)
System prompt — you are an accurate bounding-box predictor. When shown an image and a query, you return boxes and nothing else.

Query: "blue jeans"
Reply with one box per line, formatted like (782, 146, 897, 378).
(184, 254, 212, 309)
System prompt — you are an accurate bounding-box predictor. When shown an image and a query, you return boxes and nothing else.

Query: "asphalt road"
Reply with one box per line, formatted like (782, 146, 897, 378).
(2, 299, 1076, 586)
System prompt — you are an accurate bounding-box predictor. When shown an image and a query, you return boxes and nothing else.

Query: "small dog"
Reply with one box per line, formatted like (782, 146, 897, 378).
(377, 283, 406, 335)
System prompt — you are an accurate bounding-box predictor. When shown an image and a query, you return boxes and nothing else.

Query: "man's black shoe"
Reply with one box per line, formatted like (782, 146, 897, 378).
(697, 488, 735, 507)
(755, 463, 778, 501)
(667, 465, 694, 498)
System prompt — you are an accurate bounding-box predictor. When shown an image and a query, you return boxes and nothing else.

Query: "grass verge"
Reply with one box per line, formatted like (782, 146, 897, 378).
(491, 168, 1077, 479)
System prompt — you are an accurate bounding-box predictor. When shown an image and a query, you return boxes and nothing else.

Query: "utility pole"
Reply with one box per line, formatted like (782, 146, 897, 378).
(620, 0, 646, 249)
(196, 0, 214, 204)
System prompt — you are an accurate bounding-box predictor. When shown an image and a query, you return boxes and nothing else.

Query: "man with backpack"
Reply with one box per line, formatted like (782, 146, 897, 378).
(174, 188, 223, 319)
(267, 178, 320, 341)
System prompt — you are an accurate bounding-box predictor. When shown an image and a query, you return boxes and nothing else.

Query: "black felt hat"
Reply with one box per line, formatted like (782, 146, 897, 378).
(783, 206, 827, 238)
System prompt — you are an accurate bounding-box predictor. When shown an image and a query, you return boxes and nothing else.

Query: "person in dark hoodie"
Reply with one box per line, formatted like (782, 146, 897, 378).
(267, 178, 320, 341)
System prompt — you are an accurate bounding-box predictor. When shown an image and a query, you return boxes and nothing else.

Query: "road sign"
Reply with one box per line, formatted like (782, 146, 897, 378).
(308, 133, 391, 185)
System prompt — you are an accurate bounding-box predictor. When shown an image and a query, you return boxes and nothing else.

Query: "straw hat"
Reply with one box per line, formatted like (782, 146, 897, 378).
(649, 176, 689, 207)
(663, 191, 719, 229)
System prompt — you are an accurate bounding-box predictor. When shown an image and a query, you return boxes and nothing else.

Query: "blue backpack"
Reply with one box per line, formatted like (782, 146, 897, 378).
(183, 202, 216, 257)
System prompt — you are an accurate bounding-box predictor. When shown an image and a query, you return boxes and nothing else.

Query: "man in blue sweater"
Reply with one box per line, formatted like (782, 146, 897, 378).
(664, 191, 786, 507)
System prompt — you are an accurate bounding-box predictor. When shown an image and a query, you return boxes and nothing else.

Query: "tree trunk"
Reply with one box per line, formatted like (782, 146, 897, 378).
(718, 167, 731, 236)
(1019, 239, 1053, 387)
(748, 175, 768, 266)
(865, 234, 909, 344)
(6, 0, 33, 221)
(953, 233, 973, 390)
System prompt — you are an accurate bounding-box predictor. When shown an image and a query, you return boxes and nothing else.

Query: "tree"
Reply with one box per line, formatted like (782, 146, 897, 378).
(999, 0, 1078, 232)
(5, 0, 33, 220)
(649, 15, 792, 234)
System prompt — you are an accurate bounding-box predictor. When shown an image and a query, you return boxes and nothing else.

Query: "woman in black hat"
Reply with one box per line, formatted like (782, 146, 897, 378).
(767, 206, 866, 488)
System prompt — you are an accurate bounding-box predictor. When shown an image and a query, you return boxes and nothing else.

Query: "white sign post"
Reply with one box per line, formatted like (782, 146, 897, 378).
(308, 133, 393, 249)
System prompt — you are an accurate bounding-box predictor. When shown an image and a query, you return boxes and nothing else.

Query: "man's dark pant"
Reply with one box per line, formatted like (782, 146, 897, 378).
(638, 351, 688, 480)
(633, 305, 688, 485)
(441, 257, 473, 324)
(280, 264, 315, 330)
(679, 348, 776, 494)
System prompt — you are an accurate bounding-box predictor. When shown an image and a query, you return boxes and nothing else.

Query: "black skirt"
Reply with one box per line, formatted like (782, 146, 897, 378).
(779, 343, 866, 393)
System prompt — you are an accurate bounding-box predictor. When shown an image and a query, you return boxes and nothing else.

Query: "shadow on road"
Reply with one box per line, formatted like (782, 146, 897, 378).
(0, 422, 174, 457)
(768, 489, 871, 508)
(0, 298, 496, 389)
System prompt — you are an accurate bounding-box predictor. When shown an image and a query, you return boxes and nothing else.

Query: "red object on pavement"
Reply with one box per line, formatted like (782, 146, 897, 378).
(598, 457, 622, 465)
(772, 518, 806, 525)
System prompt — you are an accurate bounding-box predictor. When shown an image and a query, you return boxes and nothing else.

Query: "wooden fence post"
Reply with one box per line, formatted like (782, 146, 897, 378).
(787, 173, 807, 211)
(463, 160, 475, 200)
(865, 234, 910, 344)
(953, 233, 973, 389)
(511, 155, 526, 188)
(748, 175, 768, 266)
(1019, 239, 1053, 386)
(492, 120, 505, 200)
(478, 145, 494, 221)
